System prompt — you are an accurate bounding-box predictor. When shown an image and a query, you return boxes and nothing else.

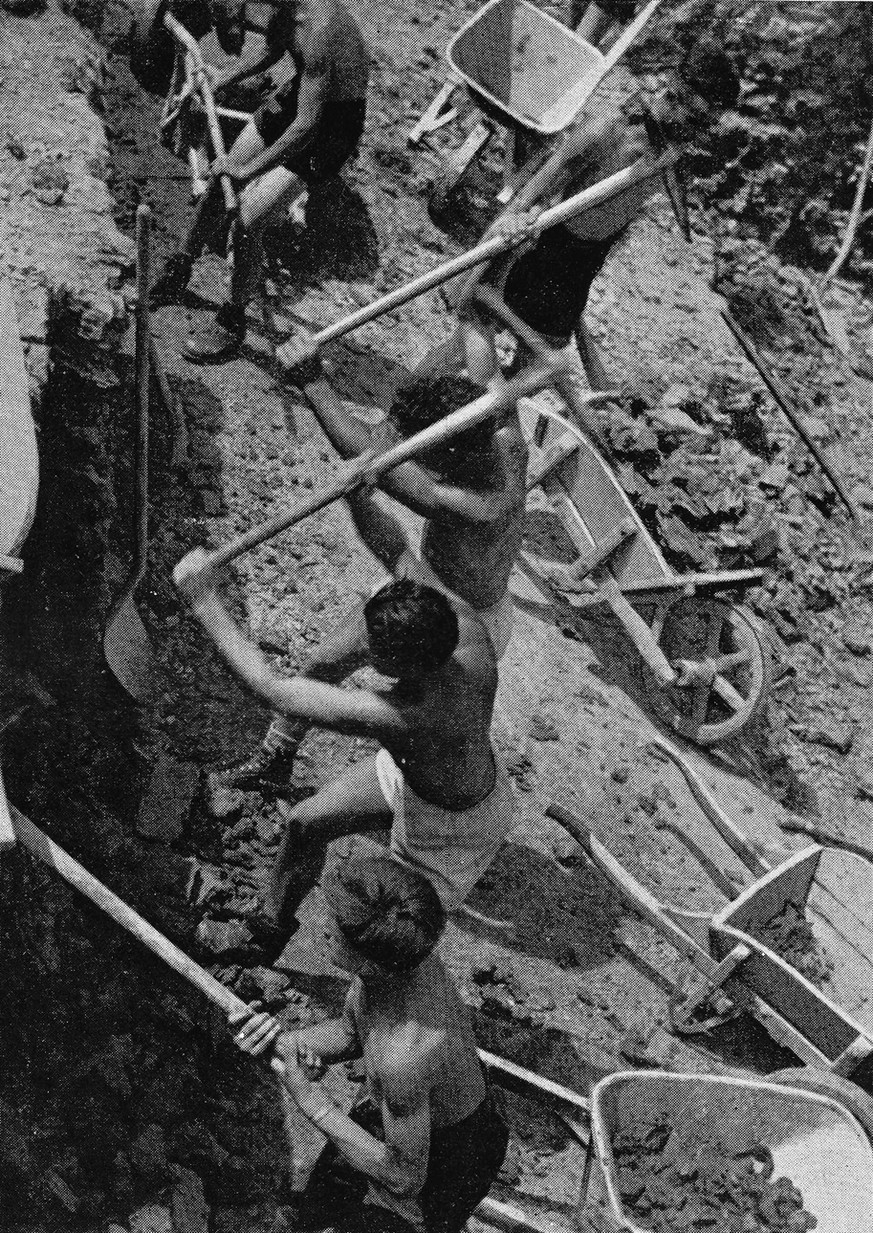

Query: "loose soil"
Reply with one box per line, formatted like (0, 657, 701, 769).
(9, 0, 873, 1226)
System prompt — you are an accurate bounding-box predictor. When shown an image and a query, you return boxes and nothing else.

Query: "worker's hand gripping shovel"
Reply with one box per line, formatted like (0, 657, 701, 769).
(183, 358, 575, 579)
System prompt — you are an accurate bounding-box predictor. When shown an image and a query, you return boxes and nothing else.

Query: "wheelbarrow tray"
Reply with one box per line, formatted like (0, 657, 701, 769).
(591, 1070, 873, 1233)
(447, 0, 604, 135)
(711, 846, 873, 1073)
(525, 410, 670, 589)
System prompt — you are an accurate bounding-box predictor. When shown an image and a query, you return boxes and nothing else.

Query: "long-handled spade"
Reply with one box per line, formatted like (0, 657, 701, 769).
(103, 206, 159, 704)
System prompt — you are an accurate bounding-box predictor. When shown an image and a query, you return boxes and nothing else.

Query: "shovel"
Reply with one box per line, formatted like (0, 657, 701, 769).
(203, 358, 572, 570)
(103, 206, 157, 703)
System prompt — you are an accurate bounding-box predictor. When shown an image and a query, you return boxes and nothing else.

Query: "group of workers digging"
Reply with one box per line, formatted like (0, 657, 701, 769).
(170, 10, 740, 1233)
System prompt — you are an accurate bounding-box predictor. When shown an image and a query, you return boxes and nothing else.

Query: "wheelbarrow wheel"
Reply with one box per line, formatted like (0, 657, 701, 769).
(129, 0, 213, 96)
(646, 597, 772, 746)
(768, 1068, 873, 1145)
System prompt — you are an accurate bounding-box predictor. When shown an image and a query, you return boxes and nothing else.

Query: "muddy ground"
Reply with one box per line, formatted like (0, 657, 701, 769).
(9, 0, 873, 1227)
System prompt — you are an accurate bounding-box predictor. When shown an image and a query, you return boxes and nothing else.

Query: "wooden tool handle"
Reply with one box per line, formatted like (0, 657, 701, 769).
(648, 735, 770, 876)
(164, 13, 238, 214)
(134, 206, 151, 585)
(720, 308, 859, 524)
(300, 151, 677, 356)
(209, 359, 563, 567)
(10, 804, 244, 1013)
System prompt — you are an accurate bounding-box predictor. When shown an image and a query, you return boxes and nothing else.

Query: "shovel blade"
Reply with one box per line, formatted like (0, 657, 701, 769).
(103, 597, 158, 704)
(0, 764, 15, 851)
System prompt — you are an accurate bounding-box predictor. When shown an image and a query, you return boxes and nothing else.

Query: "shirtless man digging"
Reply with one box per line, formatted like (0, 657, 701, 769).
(219, 371, 527, 794)
(173, 507, 516, 950)
(150, 0, 368, 363)
(229, 855, 509, 1233)
(430, 39, 741, 388)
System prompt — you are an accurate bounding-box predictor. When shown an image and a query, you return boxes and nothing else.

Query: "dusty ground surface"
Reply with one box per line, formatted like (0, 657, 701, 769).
(17, 0, 873, 1226)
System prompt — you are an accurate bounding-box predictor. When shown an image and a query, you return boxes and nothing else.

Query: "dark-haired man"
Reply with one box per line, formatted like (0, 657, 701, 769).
(230, 856, 509, 1233)
(173, 543, 515, 949)
(150, 0, 368, 362)
(439, 39, 741, 385)
(219, 370, 526, 794)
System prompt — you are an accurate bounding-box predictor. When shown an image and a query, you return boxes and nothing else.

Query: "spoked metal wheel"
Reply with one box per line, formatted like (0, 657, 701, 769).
(645, 597, 773, 746)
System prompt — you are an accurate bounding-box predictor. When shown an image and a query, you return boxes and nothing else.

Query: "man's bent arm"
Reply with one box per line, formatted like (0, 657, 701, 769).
(294, 1066, 431, 1198)
(213, 44, 282, 94)
(239, 60, 329, 180)
(307, 376, 502, 522)
(280, 1016, 362, 1064)
(188, 591, 411, 741)
(306, 377, 378, 459)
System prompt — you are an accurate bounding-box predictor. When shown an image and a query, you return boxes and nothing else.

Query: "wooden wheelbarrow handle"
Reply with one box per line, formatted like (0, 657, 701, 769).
(207, 358, 567, 569)
(280, 150, 678, 365)
(163, 12, 238, 214)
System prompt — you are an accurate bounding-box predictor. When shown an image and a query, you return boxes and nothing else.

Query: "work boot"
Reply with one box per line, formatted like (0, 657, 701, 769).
(212, 736, 297, 794)
(149, 252, 194, 307)
(184, 302, 246, 364)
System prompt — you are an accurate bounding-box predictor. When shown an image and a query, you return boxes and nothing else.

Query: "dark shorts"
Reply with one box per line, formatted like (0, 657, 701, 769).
(301, 1088, 508, 1233)
(501, 223, 621, 345)
(253, 85, 366, 184)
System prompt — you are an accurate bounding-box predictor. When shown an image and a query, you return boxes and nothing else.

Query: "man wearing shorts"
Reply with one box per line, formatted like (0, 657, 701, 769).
(173, 531, 516, 953)
(432, 40, 740, 387)
(150, 0, 368, 363)
(229, 856, 509, 1233)
(219, 371, 527, 794)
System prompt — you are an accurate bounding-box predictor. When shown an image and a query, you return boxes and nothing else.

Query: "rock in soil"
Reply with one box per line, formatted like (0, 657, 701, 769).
(611, 1114, 817, 1232)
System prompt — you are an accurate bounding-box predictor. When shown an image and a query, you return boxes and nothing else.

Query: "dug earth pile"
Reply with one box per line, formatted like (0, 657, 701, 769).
(3, 1, 873, 1233)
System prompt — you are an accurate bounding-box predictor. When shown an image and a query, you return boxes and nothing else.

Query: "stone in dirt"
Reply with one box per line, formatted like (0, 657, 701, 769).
(611, 1114, 816, 1232)
(195, 918, 256, 961)
(130, 1206, 173, 1233)
(794, 719, 855, 754)
(842, 621, 870, 657)
(528, 711, 560, 741)
(136, 755, 200, 843)
(170, 1166, 209, 1233)
(234, 965, 292, 1006)
(204, 777, 246, 821)
(129, 1123, 170, 1187)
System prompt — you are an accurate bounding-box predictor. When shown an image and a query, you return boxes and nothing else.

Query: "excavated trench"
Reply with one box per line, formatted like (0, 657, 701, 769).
(0, 7, 295, 1231)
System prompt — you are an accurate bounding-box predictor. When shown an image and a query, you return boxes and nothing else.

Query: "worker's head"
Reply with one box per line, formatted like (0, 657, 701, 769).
(364, 578, 459, 679)
(388, 374, 493, 475)
(322, 855, 447, 977)
(651, 39, 740, 143)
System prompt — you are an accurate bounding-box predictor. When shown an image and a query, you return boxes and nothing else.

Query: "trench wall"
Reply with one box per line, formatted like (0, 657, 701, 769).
(0, 9, 284, 1230)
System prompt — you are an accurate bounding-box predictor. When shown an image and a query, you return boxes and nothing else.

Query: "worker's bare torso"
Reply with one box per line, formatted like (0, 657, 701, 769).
(376, 612, 497, 810)
(421, 418, 528, 609)
(349, 955, 487, 1129)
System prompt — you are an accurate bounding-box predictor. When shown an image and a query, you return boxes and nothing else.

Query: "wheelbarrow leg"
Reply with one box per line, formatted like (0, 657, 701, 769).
(669, 943, 751, 1035)
(408, 81, 459, 146)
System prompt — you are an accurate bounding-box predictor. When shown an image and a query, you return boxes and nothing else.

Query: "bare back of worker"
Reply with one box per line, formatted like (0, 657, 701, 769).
(374, 599, 498, 811)
(348, 954, 487, 1131)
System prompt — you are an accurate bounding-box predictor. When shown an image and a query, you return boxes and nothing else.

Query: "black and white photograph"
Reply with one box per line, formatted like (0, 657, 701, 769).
(2, 0, 873, 1230)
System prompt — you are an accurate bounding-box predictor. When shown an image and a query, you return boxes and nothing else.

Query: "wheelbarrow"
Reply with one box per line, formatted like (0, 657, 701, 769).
(592, 1070, 873, 1233)
(477, 281, 771, 748)
(129, 0, 252, 208)
(9, 804, 873, 1233)
(547, 740, 873, 1081)
(408, 0, 663, 214)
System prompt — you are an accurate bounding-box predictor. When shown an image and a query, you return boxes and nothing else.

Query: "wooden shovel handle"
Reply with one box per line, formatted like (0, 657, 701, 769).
(209, 359, 564, 568)
(297, 152, 677, 357)
(10, 803, 244, 1014)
